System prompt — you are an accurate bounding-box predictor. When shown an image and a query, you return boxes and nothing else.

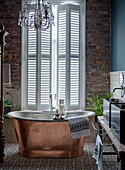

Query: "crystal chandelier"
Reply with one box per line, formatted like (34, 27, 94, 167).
(18, 0, 54, 30)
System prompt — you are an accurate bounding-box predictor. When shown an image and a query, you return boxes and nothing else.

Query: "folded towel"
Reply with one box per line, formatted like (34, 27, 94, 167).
(68, 115, 90, 139)
(92, 134, 103, 170)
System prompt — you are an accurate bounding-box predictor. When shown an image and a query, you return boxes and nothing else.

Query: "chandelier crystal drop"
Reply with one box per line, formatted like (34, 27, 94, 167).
(18, 0, 54, 30)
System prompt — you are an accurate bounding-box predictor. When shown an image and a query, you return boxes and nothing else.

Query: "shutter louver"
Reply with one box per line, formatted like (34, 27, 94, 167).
(70, 58, 79, 105)
(27, 11, 37, 106)
(28, 11, 36, 55)
(58, 58, 66, 100)
(57, 9, 66, 104)
(41, 29, 50, 55)
(71, 10, 79, 55)
(28, 58, 36, 105)
(70, 8, 80, 107)
(41, 28, 51, 106)
(58, 11, 66, 55)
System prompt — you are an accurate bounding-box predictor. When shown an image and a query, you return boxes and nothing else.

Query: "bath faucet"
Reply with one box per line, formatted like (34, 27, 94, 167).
(50, 94, 56, 113)
(113, 86, 125, 98)
(113, 88, 122, 93)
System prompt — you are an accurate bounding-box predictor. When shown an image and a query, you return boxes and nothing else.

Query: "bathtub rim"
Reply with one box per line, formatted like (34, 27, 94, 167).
(7, 110, 95, 122)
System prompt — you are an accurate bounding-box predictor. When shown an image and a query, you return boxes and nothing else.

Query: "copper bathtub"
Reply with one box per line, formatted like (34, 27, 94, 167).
(7, 111, 95, 158)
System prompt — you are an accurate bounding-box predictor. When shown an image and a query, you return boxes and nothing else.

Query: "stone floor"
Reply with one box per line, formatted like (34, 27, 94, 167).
(0, 143, 120, 170)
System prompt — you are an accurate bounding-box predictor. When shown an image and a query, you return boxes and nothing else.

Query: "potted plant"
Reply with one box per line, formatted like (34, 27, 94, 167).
(86, 92, 112, 122)
(4, 100, 15, 118)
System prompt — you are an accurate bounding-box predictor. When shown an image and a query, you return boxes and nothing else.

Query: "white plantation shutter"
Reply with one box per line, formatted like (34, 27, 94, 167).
(27, 14, 37, 107)
(70, 5, 80, 108)
(27, 11, 51, 110)
(22, 3, 84, 111)
(57, 4, 80, 110)
(57, 6, 67, 106)
(40, 28, 51, 109)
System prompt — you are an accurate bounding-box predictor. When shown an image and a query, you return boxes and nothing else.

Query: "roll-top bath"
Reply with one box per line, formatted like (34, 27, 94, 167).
(7, 110, 95, 158)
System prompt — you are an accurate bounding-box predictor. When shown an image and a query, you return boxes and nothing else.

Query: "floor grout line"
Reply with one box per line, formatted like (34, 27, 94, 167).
(0, 143, 120, 170)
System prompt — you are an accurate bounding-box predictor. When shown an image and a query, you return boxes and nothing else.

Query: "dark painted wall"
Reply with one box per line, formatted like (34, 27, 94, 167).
(111, 0, 125, 71)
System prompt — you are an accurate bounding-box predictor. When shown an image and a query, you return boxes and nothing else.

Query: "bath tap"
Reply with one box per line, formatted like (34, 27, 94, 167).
(50, 94, 56, 113)
(113, 88, 122, 93)
(113, 86, 125, 98)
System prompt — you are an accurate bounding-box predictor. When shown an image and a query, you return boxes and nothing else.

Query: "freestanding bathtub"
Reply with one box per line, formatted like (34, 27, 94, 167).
(7, 110, 95, 158)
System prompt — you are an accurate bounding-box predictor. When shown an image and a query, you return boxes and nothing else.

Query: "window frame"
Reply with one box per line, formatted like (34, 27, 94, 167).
(21, 1, 86, 111)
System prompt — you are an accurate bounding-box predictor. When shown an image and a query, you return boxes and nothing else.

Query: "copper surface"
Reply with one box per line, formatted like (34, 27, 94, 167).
(12, 118, 90, 158)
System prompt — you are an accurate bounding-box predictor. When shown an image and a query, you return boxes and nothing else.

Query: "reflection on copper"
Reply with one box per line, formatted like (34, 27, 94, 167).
(12, 118, 90, 158)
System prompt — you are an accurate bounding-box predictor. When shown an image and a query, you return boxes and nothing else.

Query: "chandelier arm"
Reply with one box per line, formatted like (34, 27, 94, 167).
(18, 0, 54, 30)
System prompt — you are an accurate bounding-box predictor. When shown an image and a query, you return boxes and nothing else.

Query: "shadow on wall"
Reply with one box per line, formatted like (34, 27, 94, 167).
(4, 88, 21, 111)
(3, 118, 17, 143)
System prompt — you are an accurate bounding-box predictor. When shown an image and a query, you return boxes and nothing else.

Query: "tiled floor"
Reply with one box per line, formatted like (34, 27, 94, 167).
(0, 143, 120, 170)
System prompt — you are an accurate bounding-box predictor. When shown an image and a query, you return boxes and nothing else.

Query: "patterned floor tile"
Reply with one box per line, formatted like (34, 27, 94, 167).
(0, 143, 120, 170)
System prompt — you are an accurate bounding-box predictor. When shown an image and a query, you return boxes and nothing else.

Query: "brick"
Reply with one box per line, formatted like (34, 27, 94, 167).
(86, 0, 111, 100)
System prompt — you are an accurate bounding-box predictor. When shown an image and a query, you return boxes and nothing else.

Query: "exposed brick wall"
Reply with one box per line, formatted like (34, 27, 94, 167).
(86, 0, 111, 100)
(0, 0, 21, 88)
(0, 0, 111, 107)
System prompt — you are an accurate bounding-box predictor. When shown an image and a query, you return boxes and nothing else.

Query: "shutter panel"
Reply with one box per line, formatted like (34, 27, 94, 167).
(40, 28, 51, 109)
(70, 6, 80, 107)
(57, 6, 67, 106)
(57, 4, 80, 110)
(27, 10, 51, 110)
(27, 11, 37, 106)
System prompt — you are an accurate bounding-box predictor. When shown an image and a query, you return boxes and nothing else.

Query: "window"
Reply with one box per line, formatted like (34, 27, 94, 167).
(21, 2, 86, 111)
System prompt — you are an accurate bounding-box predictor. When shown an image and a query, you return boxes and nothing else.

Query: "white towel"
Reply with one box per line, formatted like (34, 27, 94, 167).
(68, 115, 90, 139)
(92, 134, 103, 170)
